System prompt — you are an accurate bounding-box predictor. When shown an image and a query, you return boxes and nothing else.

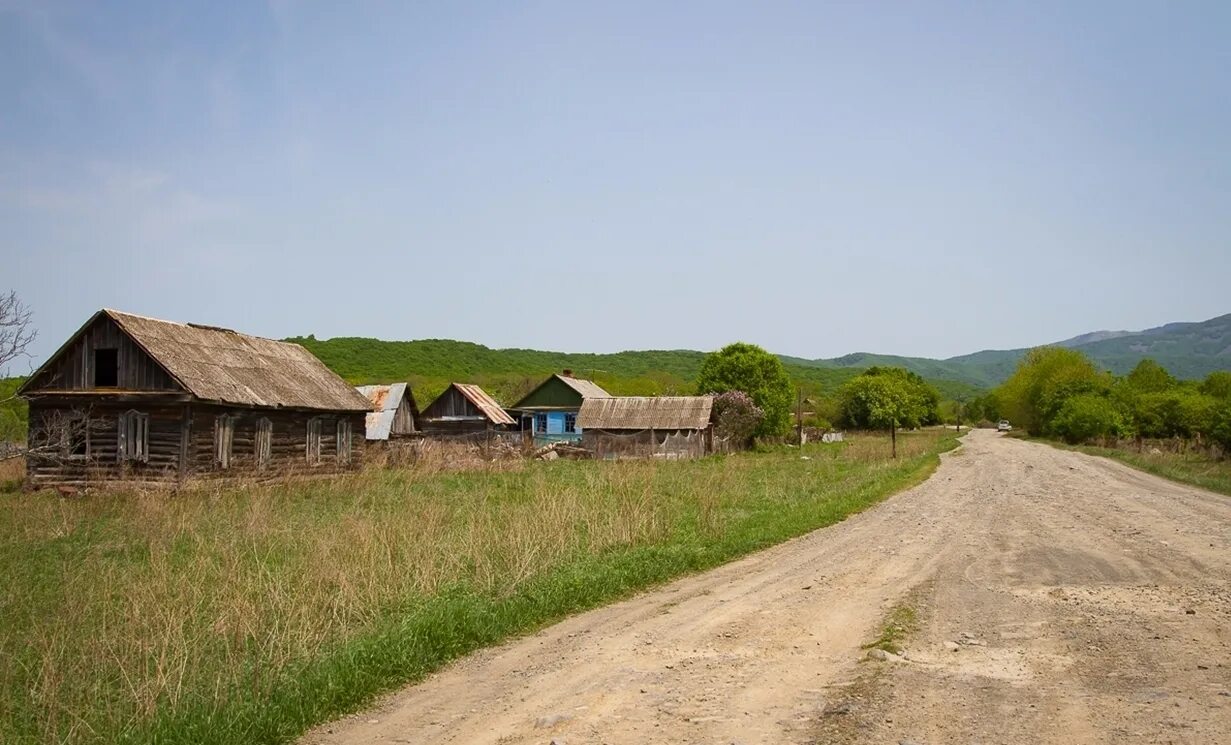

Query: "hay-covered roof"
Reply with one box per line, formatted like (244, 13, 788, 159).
(577, 396, 713, 431)
(93, 309, 372, 411)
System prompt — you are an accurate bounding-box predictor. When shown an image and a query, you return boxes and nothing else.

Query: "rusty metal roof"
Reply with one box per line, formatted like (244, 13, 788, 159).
(95, 309, 373, 411)
(452, 383, 516, 425)
(577, 396, 713, 431)
(356, 382, 419, 439)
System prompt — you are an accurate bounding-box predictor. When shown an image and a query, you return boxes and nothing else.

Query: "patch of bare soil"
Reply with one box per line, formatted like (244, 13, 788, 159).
(303, 431, 1230, 745)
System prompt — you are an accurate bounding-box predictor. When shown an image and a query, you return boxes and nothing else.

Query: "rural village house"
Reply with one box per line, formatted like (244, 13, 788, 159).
(19, 309, 372, 487)
(509, 371, 611, 445)
(577, 395, 715, 460)
(356, 383, 419, 441)
(418, 383, 515, 433)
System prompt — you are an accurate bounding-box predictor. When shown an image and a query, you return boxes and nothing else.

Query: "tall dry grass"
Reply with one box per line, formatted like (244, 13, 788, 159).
(0, 429, 957, 745)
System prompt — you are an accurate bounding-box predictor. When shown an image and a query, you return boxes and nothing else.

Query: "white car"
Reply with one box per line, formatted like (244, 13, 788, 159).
(997, 420, 1013, 432)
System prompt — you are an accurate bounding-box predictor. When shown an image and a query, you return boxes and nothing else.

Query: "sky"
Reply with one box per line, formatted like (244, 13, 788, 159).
(2, 1, 1229, 370)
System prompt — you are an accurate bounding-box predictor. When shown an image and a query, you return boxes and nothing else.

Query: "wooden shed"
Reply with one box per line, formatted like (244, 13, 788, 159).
(509, 371, 611, 445)
(18, 309, 372, 487)
(419, 383, 515, 434)
(356, 383, 419, 441)
(577, 396, 714, 460)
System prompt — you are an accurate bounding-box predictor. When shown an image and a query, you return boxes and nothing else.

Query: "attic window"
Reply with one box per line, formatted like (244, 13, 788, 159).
(94, 349, 118, 387)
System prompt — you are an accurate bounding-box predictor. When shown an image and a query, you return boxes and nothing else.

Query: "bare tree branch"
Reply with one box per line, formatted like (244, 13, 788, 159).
(0, 290, 36, 374)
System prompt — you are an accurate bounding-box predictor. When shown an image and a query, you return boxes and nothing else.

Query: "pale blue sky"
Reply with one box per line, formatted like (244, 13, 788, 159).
(3, 1, 1229, 369)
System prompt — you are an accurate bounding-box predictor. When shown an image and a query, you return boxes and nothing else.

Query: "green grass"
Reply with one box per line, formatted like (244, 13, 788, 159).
(0, 430, 958, 745)
(862, 602, 918, 655)
(1040, 439, 1231, 497)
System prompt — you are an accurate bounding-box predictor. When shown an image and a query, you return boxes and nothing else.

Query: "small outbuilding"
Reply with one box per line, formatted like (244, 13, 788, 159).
(19, 309, 372, 487)
(356, 383, 420, 441)
(509, 371, 611, 445)
(577, 395, 715, 460)
(419, 383, 516, 433)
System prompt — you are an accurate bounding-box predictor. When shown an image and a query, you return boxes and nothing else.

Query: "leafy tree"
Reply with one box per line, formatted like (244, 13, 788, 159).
(1124, 359, 1176, 393)
(695, 342, 793, 438)
(838, 368, 939, 456)
(996, 347, 1107, 435)
(1050, 394, 1130, 444)
(1201, 371, 1231, 401)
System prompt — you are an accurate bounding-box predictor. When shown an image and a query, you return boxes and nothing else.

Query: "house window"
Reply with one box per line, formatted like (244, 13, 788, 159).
(214, 415, 236, 469)
(118, 410, 149, 463)
(564, 413, 577, 434)
(94, 349, 118, 387)
(306, 417, 323, 465)
(534, 413, 548, 433)
(336, 419, 352, 464)
(59, 411, 89, 459)
(255, 418, 272, 468)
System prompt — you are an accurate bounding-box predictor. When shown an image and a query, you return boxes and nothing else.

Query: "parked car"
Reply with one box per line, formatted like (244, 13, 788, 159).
(997, 420, 1013, 432)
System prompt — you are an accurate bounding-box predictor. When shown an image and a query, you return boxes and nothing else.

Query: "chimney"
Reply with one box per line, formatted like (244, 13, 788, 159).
(562, 368, 574, 377)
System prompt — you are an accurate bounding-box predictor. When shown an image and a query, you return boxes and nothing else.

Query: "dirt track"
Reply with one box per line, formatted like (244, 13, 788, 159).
(304, 430, 1230, 744)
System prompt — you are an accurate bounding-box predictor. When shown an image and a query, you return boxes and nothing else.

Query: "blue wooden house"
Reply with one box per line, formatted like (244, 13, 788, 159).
(509, 371, 611, 445)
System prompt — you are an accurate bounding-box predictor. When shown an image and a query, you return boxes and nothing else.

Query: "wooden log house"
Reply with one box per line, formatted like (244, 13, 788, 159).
(18, 309, 373, 487)
(418, 383, 515, 433)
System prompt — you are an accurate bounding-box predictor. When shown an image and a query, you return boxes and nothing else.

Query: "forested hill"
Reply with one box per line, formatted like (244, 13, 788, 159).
(789, 312, 1231, 387)
(289, 311, 1229, 406)
(286, 336, 983, 407)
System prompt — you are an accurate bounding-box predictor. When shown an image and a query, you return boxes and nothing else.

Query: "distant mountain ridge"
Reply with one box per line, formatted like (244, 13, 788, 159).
(290, 313, 1231, 402)
(794, 312, 1231, 387)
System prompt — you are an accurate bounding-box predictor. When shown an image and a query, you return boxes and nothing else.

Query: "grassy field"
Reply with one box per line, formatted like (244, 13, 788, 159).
(0, 430, 958, 745)
(1051, 441, 1231, 497)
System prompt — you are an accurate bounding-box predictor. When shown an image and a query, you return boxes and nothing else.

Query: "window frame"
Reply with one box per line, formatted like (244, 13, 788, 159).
(533, 413, 548, 434)
(336, 419, 352, 464)
(214, 414, 237, 469)
(117, 409, 149, 463)
(255, 417, 272, 469)
(563, 413, 577, 434)
(306, 417, 323, 465)
(93, 348, 119, 388)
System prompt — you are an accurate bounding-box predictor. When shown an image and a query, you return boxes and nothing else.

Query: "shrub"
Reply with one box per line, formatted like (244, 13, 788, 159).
(1049, 394, 1130, 444)
(711, 390, 765, 445)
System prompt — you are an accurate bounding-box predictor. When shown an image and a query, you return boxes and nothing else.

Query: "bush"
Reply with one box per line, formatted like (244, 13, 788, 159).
(1049, 394, 1130, 444)
(711, 391, 765, 445)
(1211, 401, 1231, 454)
(996, 347, 1108, 436)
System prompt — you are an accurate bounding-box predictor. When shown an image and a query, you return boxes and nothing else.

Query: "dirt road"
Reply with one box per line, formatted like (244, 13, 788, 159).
(304, 431, 1230, 744)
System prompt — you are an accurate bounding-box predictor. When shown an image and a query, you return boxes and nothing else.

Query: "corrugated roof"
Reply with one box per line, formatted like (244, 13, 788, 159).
(453, 383, 516, 425)
(577, 396, 713, 431)
(356, 383, 413, 440)
(101, 309, 372, 411)
(557, 375, 612, 399)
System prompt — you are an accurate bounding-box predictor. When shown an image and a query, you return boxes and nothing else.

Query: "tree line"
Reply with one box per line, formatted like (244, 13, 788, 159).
(988, 347, 1231, 450)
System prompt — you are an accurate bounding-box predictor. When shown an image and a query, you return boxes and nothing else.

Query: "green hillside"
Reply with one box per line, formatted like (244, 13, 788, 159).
(790, 313, 1231, 387)
(287, 337, 983, 407)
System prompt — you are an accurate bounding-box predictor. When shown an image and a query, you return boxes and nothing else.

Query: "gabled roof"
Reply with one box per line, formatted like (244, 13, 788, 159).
(577, 396, 714, 431)
(356, 382, 419, 440)
(511, 374, 611, 409)
(557, 374, 611, 399)
(22, 309, 372, 412)
(425, 383, 515, 425)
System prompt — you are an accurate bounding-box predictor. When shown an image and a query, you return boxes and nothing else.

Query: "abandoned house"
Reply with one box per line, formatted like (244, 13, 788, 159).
(19, 309, 373, 487)
(577, 395, 715, 460)
(509, 371, 611, 445)
(356, 383, 419, 441)
(418, 383, 516, 433)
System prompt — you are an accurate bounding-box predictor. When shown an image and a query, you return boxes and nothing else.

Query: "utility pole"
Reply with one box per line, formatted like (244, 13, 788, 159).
(796, 386, 804, 447)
